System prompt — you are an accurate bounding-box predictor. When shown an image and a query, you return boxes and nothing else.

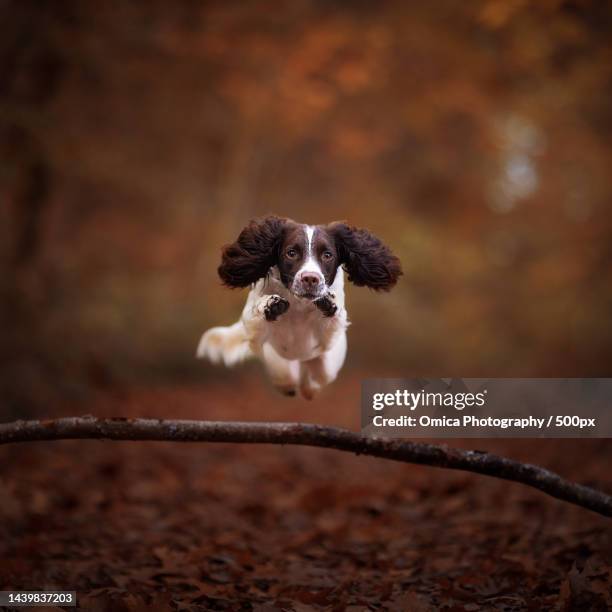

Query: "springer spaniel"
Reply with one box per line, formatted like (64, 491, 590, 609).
(197, 216, 402, 399)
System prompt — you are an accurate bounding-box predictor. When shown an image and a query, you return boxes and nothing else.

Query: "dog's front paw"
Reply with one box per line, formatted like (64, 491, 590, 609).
(314, 294, 337, 318)
(264, 295, 290, 321)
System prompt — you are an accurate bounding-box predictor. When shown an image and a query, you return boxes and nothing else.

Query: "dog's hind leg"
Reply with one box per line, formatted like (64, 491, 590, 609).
(262, 342, 300, 397)
(299, 331, 347, 400)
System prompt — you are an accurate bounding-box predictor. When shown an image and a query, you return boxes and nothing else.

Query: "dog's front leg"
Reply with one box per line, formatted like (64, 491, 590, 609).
(300, 294, 348, 400)
(242, 294, 290, 354)
(261, 295, 290, 321)
(314, 292, 338, 318)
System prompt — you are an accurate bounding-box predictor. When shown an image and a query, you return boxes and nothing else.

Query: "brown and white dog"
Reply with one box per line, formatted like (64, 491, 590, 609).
(197, 216, 402, 399)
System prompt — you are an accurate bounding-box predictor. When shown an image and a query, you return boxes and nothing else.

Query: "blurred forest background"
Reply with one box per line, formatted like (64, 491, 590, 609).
(2, 0, 612, 413)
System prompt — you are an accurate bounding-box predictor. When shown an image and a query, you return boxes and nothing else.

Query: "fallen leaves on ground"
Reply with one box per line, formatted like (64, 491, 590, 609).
(1, 374, 610, 610)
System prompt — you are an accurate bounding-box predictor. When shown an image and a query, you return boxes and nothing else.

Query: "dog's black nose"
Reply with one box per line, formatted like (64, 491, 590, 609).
(301, 273, 321, 289)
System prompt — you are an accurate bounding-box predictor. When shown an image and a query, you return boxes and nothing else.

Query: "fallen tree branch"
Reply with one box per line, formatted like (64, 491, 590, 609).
(1, 416, 610, 517)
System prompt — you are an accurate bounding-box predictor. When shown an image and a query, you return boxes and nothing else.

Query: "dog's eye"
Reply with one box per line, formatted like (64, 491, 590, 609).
(286, 248, 298, 259)
(322, 251, 334, 260)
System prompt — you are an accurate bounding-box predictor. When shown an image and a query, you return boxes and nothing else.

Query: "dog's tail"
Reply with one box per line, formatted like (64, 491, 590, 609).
(196, 321, 253, 366)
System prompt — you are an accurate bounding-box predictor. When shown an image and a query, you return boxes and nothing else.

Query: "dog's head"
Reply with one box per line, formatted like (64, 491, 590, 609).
(218, 216, 402, 298)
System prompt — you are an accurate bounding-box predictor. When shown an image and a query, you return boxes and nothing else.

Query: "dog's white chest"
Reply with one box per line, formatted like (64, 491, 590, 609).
(266, 304, 324, 361)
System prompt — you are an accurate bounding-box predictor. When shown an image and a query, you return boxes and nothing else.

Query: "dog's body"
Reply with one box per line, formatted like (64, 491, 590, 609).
(198, 265, 348, 399)
(197, 217, 401, 399)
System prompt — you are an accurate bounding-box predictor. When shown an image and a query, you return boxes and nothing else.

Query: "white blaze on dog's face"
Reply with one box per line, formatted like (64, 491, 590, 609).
(279, 224, 339, 299)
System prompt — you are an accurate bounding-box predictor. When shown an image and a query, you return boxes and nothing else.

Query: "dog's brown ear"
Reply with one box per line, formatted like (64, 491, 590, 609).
(329, 222, 402, 291)
(218, 216, 287, 288)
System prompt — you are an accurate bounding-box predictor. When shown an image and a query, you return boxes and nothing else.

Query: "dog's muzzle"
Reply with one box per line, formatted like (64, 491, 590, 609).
(294, 271, 325, 298)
